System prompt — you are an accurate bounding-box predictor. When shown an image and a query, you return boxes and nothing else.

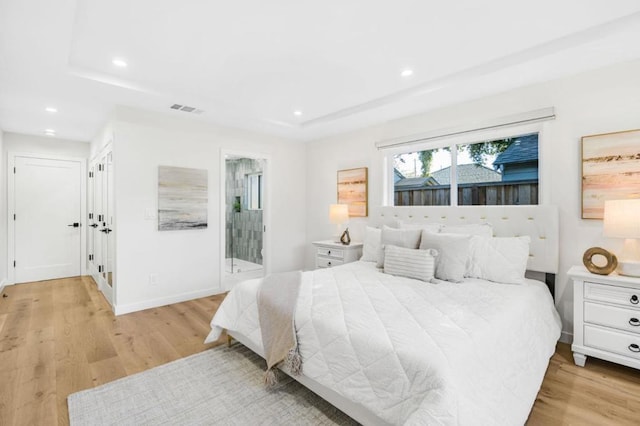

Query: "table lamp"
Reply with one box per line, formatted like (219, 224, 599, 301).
(603, 199, 640, 277)
(329, 204, 349, 243)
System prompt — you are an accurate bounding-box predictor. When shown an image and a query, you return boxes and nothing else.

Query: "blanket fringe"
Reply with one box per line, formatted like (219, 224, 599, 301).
(264, 368, 278, 388)
(285, 346, 302, 376)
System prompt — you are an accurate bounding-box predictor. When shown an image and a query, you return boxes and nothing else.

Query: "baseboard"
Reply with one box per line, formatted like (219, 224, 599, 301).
(114, 287, 225, 316)
(559, 330, 573, 344)
(0, 278, 6, 295)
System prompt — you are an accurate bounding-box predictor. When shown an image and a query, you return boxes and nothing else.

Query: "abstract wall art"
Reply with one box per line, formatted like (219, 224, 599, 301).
(158, 165, 208, 230)
(337, 167, 368, 217)
(582, 129, 640, 219)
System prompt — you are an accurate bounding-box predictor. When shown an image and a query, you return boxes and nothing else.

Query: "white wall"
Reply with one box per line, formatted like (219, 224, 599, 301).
(305, 58, 640, 341)
(0, 129, 5, 290)
(108, 108, 307, 313)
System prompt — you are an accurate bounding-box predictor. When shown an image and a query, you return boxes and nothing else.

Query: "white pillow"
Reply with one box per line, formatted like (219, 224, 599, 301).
(383, 245, 438, 282)
(441, 223, 493, 237)
(467, 236, 530, 284)
(419, 231, 472, 282)
(378, 226, 423, 267)
(397, 220, 442, 234)
(360, 226, 383, 263)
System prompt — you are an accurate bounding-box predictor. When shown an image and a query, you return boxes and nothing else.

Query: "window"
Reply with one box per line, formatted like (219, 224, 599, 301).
(246, 173, 263, 210)
(392, 133, 538, 206)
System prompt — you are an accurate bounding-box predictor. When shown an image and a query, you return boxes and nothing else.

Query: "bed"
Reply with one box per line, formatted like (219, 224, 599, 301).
(205, 205, 562, 425)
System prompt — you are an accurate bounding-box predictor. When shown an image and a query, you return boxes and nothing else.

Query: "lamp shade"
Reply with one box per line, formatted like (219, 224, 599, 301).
(603, 199, 640, 238)
(329, 204, 349, 224)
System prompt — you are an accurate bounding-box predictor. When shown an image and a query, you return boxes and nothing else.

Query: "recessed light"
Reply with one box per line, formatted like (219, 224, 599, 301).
(112, 58, 128, 68)
(401, 69, 414, 77)
(45, 107, 57, 113)
(293, 110, 302, 116)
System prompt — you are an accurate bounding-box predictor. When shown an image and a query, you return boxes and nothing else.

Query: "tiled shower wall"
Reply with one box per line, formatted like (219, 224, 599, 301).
(225, 158, 263, 265)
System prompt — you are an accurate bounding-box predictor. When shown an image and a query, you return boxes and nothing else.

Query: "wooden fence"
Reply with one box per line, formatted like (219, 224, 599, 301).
(394, 180, 538, 206)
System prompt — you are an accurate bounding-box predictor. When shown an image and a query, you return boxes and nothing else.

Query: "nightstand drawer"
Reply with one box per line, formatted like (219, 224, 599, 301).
(316, 247, 344, 259)
(585, 281, 640, 308)
(584, 325, 640, 360)
(317, 258, 343, 268)
(584, 302, 640, 334)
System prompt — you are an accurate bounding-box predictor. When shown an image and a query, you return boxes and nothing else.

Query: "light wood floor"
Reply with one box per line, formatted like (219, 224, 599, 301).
(2, 277, 640, 425)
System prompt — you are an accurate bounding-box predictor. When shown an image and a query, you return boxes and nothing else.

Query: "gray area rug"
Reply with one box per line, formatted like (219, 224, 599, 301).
(68, 343, 358, 425)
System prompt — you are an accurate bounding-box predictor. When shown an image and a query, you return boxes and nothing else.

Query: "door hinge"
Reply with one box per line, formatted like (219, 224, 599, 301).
(89, 171, 93, 178)
(13, 167, 16, 174)
(89, 213, 93, 219)
(89, 254, 93, 261)
(13, 260, 16, 267)
(13, 214, 16, 220)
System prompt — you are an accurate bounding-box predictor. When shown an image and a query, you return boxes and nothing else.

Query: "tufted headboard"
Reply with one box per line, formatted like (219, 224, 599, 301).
(373, 205, 559, 274)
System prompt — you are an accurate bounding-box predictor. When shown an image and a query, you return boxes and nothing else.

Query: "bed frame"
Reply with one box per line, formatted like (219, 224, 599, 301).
(232, 205, 559, 425)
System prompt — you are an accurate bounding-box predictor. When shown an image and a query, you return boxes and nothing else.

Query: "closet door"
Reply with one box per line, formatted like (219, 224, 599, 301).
(90, 158, 104, 285)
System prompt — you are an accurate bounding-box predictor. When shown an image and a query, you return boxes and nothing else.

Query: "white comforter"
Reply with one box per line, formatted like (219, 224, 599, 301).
(206, 262, 561, 425)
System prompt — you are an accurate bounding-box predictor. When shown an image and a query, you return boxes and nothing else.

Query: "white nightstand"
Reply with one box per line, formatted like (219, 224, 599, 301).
(312, 240, 363, 269)
(569, 265, 640, 370)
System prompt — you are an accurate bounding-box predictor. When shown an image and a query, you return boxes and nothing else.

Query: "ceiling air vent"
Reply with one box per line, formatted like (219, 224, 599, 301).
(169, 104, 204, 114)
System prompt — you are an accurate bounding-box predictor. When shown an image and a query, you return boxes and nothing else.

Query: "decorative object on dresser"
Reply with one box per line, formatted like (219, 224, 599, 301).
(328, 204, 349, 243)
(603, 199, 640, 277)
(570, 265, 640, 370)
(581, 129, 640, 219)
(340, 228, 351, 245)
(582, 247, 617, 275)
(337, 167, 368, 217)
(312, 240, 363, 269)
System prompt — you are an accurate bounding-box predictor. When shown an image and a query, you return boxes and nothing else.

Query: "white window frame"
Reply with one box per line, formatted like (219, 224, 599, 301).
(384, 122, 548, 206)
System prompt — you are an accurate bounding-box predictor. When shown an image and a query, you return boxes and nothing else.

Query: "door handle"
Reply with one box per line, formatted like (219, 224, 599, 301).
(90, 223, 99, 228)
(67, 222, 80, 228)
(100, 228, 112, 234)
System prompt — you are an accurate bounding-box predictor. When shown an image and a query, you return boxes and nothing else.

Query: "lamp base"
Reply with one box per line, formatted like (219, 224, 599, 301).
(618, 260, 640, 278)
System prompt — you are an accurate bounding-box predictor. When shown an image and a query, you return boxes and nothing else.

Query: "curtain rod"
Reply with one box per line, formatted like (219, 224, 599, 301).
(376, 107, 555, 150)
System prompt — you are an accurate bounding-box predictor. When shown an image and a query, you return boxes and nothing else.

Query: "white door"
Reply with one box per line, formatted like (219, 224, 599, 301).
(14, 156, 82, 283)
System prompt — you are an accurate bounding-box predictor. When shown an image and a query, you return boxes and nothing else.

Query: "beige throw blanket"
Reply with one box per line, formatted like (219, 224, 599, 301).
(257, 271, 303, 386)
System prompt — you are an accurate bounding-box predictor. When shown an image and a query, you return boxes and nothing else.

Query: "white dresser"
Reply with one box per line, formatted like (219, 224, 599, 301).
(570, 265, 640, 369)
(312, 240, 363, 269)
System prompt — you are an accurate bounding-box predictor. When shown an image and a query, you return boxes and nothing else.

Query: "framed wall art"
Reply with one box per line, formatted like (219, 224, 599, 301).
(158, 165, 208, 230)
(337, 167, 368, 217)
(582, 129, 640, 219)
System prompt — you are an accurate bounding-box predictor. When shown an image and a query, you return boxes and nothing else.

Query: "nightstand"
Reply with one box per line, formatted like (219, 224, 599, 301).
(569, 265, 640, 370)
(312, 240, 363, 269)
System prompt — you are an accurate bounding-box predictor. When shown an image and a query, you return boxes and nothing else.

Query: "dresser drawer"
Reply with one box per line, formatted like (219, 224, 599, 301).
(317, 258, 343, 268)
(585, 281, 640, 308)
(584, 325, 640, 360)
(584, 302, 640, 334)
(316, 247, 344, 259)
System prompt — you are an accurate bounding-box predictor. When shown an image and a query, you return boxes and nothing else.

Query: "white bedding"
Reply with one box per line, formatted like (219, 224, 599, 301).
(206, 261, 561, 425)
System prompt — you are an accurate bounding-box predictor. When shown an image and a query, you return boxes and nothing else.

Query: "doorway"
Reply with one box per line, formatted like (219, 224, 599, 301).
(8, 153, 86, 283)
(220, 151, 269, 290)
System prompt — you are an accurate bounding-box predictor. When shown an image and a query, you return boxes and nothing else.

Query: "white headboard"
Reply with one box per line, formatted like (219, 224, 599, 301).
(374, 205, 559, 274)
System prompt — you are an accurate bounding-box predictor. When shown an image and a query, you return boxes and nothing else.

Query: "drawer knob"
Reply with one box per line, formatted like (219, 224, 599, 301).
(327, 250, 331, 255)
(630, 318, 640, 326)
(631, 295, 639, 305)
(629, 344, 640, 353)
(327, 261, 331, 266)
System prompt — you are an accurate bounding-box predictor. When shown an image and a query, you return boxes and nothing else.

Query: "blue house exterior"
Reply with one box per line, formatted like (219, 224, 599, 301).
(493, 134, 538, 182)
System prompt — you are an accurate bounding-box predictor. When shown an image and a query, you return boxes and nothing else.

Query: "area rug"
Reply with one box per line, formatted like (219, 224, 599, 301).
(68, 343, 358, 425)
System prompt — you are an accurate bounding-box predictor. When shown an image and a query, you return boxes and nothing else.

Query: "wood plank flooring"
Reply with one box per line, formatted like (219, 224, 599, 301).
(0, 276, 225, 425)
(2, 276, 640, 425)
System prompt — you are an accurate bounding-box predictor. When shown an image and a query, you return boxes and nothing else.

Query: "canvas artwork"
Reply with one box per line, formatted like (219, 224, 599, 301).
(337, 167, 368, 217)
(158, 166, 208, 230)
(582, 129, 640, 219)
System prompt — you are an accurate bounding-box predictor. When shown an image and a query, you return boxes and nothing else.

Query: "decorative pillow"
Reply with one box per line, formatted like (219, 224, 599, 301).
(360, 226, 383, 264)
(441, 223, 493, 237)
(397, 220, 442, 234)
(467, 236, 531, 284)
(378, 226, 423, 267)
(419, 231, 472, 282)
(383, 245, 438, 282)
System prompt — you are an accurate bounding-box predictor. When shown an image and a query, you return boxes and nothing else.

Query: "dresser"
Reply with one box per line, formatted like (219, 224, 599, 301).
(312, 241, 363, 269)
(569, 265, 640, 369)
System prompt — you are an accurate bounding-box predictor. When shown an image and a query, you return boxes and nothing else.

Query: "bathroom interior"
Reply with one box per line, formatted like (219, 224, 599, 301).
(225, 157, 264, 275)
